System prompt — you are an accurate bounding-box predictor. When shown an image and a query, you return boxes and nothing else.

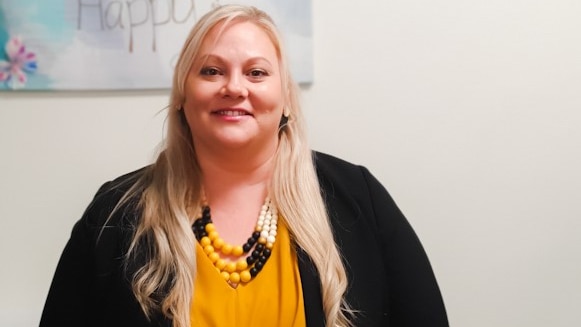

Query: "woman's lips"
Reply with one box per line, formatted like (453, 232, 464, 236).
(212, 108, 252, 116)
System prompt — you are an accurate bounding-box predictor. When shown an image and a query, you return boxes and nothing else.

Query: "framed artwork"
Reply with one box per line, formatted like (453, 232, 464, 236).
(0, 0, 312, 90)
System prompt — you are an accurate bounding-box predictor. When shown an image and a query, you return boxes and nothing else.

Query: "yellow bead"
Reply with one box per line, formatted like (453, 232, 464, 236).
(236, 259, 248, 271)
(208, 231, 219, 241)
(205, 223, 216, 232)
(203, 245, 214, 255)
(208, 252, 220, 263)
(200, 237, 211, 247)
(229, 272, 240, 284)
(232, 245, 244, 256)
(215, 259, 226, 270)
(222, 243, 233, 255)
(266, 242, 274, 249)
(258, 237, 267, 244)
(240, 270, 252, 283)
(225, 262, 236, 273)
(221, 271, 230, 280)
(213, 238, 224, 249)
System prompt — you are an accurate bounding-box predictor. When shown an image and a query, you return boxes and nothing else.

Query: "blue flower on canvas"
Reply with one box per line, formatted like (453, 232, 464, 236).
(0, 36, 37, 89)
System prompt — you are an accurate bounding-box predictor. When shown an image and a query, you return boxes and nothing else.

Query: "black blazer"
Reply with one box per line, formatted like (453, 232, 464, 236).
(40, 152, 448, 326)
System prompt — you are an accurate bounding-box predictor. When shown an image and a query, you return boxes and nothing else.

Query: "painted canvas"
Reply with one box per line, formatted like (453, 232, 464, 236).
(0, 0, 312, 90)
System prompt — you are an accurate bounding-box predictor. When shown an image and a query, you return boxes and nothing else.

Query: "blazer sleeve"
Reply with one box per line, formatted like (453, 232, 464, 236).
(40, 168, 173, 327)
(39, 205, 98, 326)
(39, 181, 122, 327)
(361, 166, 449, 326)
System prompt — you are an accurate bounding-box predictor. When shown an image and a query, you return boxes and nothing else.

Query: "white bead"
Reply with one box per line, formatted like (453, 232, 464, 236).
(253, 197, 278, 240)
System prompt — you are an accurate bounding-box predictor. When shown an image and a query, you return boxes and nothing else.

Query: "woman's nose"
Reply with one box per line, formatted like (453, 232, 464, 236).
(221, 73, 248, 98)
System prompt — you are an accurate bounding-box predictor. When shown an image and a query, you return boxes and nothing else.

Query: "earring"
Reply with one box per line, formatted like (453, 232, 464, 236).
(279, 114, 289, 129)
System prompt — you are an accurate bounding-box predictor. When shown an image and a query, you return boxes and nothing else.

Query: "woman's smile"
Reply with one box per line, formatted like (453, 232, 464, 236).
(212, 108, 253, 117)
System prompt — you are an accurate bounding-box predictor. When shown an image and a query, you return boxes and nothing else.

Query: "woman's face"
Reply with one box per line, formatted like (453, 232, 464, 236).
(182, 20, 284, 154)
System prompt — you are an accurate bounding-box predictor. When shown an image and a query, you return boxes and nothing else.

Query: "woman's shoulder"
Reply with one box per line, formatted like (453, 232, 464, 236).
(312, 151, 385, 204)
(313, 151, 373, 187)
(312, 151, 397, 215)
(313, 151, 361, 173)
(81, 166, 150, 229)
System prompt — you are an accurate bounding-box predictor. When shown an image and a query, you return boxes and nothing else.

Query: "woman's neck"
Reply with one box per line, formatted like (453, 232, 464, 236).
(194, 143, 278, 245)
(196, 143, 277, 192)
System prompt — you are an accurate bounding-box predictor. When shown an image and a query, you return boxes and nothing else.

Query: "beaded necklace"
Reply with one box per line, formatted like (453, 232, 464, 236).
(192, 197, 278, 286)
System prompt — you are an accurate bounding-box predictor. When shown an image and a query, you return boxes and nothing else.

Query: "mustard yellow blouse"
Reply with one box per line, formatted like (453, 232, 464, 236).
(190, 221, 306, 326)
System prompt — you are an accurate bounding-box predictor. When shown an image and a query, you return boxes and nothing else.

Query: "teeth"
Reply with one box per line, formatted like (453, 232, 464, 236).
(219, 110, 245, 116)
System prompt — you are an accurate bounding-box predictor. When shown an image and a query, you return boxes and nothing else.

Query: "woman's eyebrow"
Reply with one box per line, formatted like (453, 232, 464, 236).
(197, 54, 273, 66)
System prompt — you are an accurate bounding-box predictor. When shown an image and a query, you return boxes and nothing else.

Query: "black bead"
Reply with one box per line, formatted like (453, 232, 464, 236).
(258, 255, 267, 263)
(256, 244, 265, 252)
(250, 267, 259, 277)
(252, 231, 261, 239)
(255, 261, 264, 271)
(242, 243, 252, 253)
(247, 256, 258, 265)
(252, 250, 261, 258)
(263, 249, 272, 258)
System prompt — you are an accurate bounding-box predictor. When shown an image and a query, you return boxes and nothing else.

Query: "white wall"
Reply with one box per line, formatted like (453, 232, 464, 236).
(1, 1, 580, 326)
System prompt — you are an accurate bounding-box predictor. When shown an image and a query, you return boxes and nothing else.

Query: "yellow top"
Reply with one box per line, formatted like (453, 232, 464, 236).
(190, 221, 306, 326)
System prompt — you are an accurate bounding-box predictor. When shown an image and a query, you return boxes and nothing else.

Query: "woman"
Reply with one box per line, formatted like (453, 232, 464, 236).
(40, 5, 448, 327)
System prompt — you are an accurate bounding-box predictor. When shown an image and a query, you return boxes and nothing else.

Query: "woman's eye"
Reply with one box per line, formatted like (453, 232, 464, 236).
(248, 69, 268, 77)
(200, 67, 220, 76)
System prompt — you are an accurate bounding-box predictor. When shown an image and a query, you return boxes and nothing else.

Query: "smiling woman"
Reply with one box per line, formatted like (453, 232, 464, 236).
(39, 4, 448, 327)
(183, 20, 284, 155)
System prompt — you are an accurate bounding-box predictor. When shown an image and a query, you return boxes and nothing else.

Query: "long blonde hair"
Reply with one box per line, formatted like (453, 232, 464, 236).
(125, 5, 352, 327)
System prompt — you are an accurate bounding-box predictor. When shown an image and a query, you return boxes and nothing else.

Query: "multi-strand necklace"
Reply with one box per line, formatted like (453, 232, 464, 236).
(192, 197, 278, 286)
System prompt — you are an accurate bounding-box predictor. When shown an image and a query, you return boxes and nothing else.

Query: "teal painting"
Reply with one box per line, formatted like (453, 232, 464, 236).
(0, 0, 312, 90)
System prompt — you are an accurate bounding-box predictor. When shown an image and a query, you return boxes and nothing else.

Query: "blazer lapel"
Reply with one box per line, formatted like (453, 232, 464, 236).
(297, 248, 326, 327)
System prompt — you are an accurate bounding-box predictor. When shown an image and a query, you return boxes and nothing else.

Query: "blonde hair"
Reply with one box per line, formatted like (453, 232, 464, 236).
(125, 5, 352, 327)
